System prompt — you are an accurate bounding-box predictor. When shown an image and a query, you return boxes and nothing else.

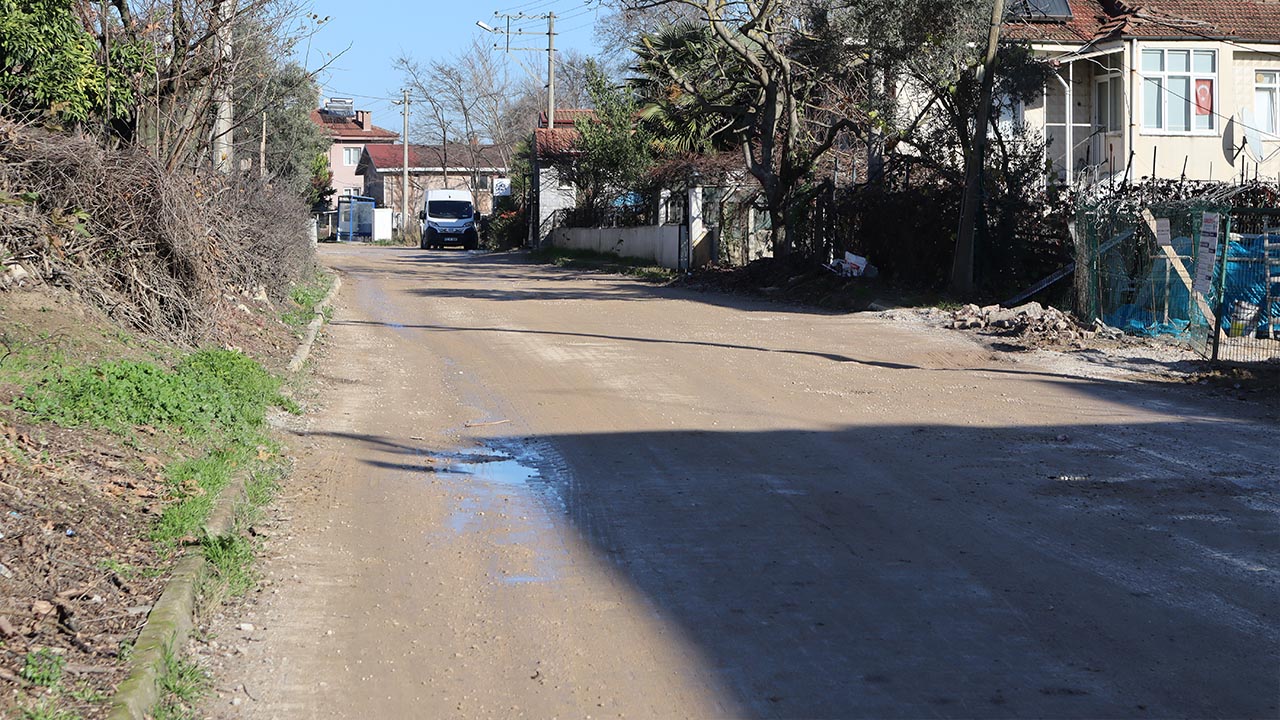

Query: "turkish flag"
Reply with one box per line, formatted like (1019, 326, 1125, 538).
(1195, 79, 1213, 115)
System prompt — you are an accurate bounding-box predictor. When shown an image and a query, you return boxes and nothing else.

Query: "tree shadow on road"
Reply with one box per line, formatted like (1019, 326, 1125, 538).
(304, 417, 1279, 719)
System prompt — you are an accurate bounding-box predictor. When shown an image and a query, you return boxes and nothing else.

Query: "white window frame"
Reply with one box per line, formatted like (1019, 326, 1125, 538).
(1094, 54, 1124, 134)
(1140, 48, 1217, 135)
(343, 146, 361, 166)
(1255, 70, 1280, 137)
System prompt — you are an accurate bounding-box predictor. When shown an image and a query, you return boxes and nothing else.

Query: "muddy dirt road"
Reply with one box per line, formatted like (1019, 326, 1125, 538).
(203, 246, 1278, 719)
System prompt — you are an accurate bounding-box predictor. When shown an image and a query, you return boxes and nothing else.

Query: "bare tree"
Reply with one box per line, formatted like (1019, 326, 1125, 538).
(625, 0, 866, 254)
(84, 0, 326, 173)
(396, 41, 599, 177)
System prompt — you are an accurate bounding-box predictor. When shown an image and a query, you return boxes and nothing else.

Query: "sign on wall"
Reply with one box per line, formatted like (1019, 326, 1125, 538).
(493, 177, 512, 197)
(1193, 211, 1220, 295)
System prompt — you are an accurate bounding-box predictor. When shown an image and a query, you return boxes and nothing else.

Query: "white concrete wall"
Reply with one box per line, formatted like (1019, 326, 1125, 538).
(551, 226, 684, 269)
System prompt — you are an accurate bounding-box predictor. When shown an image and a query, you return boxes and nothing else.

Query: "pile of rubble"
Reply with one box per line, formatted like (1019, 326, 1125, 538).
(950, 301, 1107, 344)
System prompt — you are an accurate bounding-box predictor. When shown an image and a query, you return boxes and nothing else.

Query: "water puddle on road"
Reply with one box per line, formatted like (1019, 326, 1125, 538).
(431, 444, 569, 585)
(440, 453, 540, 487)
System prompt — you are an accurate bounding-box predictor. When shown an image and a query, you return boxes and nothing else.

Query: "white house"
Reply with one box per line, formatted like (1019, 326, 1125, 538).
(529, 110, 598, 246)
(1004, 0, 1280, 184)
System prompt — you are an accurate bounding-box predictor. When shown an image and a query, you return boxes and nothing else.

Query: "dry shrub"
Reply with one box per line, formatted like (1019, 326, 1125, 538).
(0, 120, 314, 344)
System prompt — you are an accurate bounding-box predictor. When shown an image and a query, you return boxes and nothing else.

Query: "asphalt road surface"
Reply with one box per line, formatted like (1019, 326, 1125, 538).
(203, 245, 1278, 719)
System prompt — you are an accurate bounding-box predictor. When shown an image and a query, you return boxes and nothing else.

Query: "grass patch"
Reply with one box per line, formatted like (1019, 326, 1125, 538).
(282, 270, 335, 329)
(16, 349, 290, 437)
(531, 246, 675, 283)
(202, 533, 257, 597)
(0, 334, 71, 389)
(6, 307, 304, 717)
(65, 680, 107, 704)
(153, 647, 208, 720)
(96, 558, 165, 581)
(19, 698, 78, 720)
(244, 452, 285, 508)
(16, 343, 295, 554)
(150, 441, 254, 547)
(14, 650, 90, 720)
(200, 448, 285, 601)
(19, 648, 65, 687)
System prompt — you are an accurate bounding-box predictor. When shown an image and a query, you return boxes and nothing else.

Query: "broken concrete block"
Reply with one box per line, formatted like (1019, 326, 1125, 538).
(1012, 301, 1044, 319)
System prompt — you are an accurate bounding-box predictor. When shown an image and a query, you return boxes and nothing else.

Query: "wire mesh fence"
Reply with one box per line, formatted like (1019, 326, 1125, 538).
(1076, 198, 1228, 358)
(1076, 194, 1280, 363)
(1214, 210, 1280, 363)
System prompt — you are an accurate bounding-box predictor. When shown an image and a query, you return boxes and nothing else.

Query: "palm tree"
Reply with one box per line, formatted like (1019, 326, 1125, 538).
(629, 20, 748, 156)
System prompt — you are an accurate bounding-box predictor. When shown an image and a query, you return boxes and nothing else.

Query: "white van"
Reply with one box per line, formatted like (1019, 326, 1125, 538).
(418, 189, 478, 250)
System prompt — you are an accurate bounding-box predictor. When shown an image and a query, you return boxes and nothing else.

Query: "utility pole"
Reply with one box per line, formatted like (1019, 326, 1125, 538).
(476, 12, 556, 123)
(951, 0, 1006, 295)
(546, 12, 555, 124)
(211, 0, 237, 174)
(394, 89, 411, 234)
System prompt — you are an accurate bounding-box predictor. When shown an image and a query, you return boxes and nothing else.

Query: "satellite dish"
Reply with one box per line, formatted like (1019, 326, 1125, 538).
(1241, 107, 1265, 163)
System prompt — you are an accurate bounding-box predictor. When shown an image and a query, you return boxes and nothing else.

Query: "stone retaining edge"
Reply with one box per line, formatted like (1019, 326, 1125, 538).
(109, 271, 340, 718)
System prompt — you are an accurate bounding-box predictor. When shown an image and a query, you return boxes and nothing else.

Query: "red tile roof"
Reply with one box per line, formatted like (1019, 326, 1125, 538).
(533, 127, 581, 157)
(1123, 1, 1280, 41)
(537, 109, 597, 129)
(1004, 0, 1280, 44)
(361, 143, 509, 172)
(309, 109, 399, 140)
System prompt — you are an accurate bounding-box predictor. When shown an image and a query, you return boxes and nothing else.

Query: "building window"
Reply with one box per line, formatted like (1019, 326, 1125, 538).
(1095, 53, 1123, 133)
(994, 93, 1023, 136)
(1256, 71, 1279, 135)
(1141, 49, 1215, 132)
(343, 146, 361, 165)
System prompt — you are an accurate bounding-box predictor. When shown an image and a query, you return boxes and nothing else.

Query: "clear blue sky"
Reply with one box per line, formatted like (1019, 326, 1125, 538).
(297, 0, 607, 127)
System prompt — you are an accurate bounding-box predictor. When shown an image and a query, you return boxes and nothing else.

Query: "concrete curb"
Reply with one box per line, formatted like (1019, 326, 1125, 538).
(107, 465, 254, 719)
(107, 553, 205, 720)
(109, 273, 339, 718)
(288, 274, 342, 372)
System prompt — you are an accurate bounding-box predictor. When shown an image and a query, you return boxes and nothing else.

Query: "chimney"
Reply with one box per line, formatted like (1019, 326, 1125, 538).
(356, 110, 370, 130)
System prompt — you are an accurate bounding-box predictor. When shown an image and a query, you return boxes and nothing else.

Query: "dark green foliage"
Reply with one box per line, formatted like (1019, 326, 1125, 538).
(566, 61, 655, 217)
(0, 0, 151, 124)
(631, 20, 746, 155)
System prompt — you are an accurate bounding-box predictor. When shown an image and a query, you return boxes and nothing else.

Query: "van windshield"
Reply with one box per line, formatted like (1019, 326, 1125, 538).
(427, 200, 473, 219)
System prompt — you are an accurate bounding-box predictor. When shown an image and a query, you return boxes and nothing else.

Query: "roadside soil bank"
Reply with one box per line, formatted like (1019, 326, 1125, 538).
(0, 283, 304, 718)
